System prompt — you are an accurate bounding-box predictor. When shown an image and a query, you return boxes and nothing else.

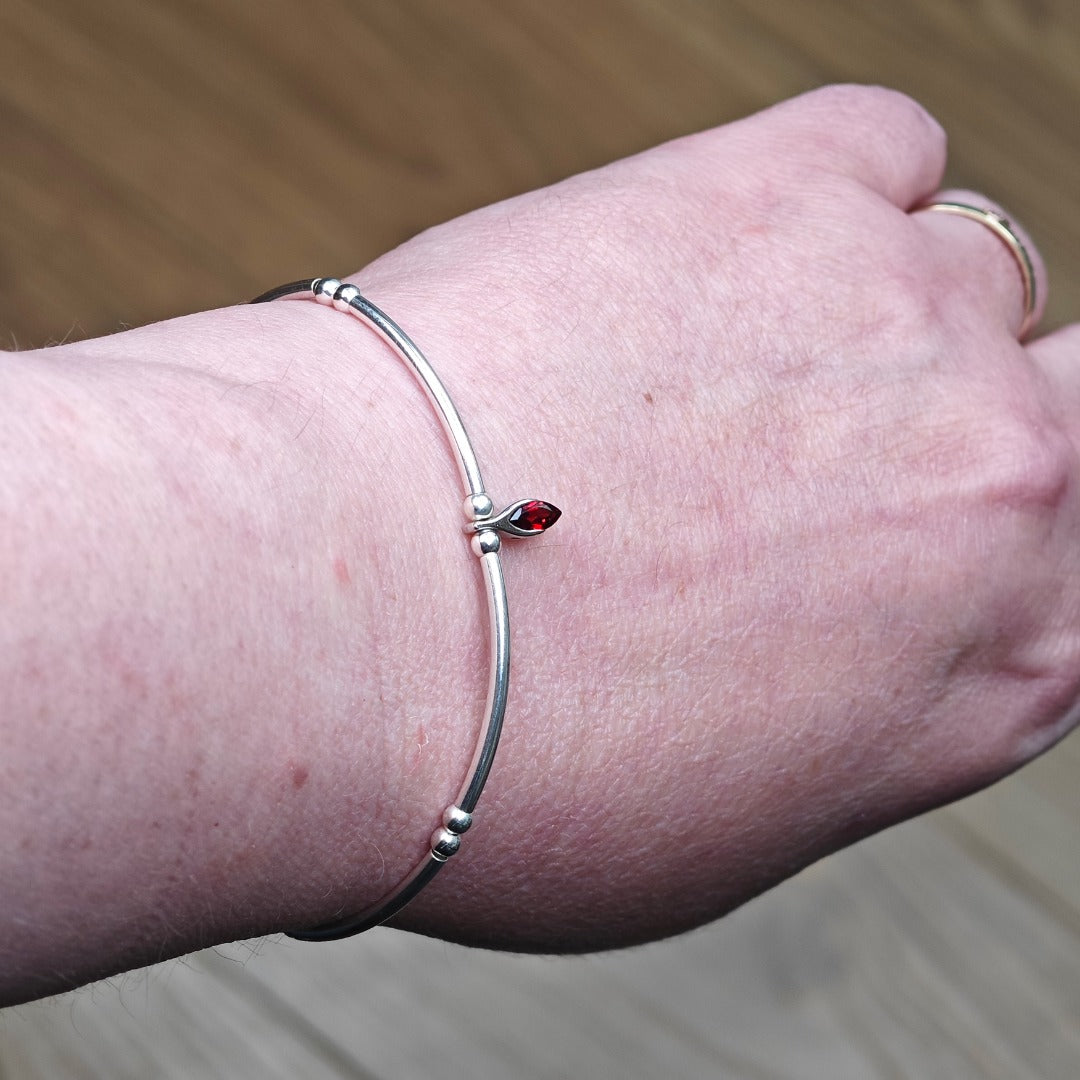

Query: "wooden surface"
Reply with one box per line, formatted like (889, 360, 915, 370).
(1, 1, 1078, 1076)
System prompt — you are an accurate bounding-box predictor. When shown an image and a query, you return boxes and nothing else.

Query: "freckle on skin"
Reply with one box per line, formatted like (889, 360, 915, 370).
(51, 399, 79, 425)
(186, 750, 205, 796)
(333, 557, 352, 587)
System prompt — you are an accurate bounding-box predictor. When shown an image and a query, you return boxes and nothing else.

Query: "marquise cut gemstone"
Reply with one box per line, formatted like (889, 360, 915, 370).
(508, 500, 561, 533)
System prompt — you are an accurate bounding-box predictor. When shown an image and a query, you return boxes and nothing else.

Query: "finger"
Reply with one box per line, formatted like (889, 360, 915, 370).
(1027, 323, 1080, 436)
(910, 189, 1048, 340)
(752, 84, 947, 208)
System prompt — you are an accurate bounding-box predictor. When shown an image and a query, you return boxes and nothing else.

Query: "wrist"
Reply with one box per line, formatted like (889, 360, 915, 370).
(0, 297, 495, 998)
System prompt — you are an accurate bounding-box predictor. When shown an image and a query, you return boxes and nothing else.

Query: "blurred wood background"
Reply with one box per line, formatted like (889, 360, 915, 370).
(1, 1, 1078, 1077)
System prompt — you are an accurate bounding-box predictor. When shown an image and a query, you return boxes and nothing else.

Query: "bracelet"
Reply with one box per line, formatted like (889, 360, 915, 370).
(251, 277, 561, 940)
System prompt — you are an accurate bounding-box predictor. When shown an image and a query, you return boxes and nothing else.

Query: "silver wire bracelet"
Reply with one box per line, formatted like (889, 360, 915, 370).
(251, 277, 560, 940)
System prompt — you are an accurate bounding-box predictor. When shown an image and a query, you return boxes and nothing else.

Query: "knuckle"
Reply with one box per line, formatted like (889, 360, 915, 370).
(943, 395, 1080, 769)
(863, 259, 947, 347)
(799, 84, 945, 145)
(976, 402, 1073, 514)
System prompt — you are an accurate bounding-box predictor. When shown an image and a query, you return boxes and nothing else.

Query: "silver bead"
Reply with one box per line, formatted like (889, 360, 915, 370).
(464, 493, 495, 521)
(471, 530, 501, 557)
(431, 827, 462, 861)
(442, 805, 473, 834)
(314, 278, 340, 305)
(333, 283, 360, 312)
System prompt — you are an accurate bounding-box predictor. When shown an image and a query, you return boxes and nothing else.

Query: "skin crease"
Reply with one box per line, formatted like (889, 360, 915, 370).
(2, 85, 1079, 1005)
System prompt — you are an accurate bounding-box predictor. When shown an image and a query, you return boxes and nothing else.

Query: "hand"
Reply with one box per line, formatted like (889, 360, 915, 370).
(3, 85, 1076, 1002)
(348, 84, 1080, 948)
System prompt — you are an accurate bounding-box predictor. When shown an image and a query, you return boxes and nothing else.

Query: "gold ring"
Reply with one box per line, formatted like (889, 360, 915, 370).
(922, 201, 1037, 339)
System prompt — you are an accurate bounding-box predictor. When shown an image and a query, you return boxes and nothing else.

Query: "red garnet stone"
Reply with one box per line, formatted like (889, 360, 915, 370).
(508, 500, 561, 534)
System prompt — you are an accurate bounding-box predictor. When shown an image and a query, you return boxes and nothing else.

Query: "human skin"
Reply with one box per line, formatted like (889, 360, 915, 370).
(2, 85, 1078, 1006)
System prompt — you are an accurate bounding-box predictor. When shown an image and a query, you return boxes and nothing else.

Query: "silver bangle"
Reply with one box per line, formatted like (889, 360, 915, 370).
(251, 277, 560, 940)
